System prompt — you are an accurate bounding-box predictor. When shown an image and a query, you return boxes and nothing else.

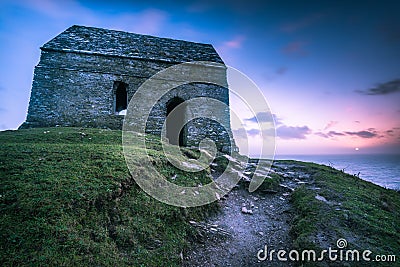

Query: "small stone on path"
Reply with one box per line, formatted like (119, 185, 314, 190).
(241, 206, 253, 214)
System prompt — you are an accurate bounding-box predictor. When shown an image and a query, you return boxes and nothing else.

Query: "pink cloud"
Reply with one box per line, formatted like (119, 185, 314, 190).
(282, 41, 308, 56)
(324, 121, 338, 130)
(223, 35, 245, 48)
(316, 128, 388, 140)
(215, 35, 246, 64)
(315, 131, 346, 138)
(345, 130, 380, 139)
(277, 125, 312, 140)
(133, 9, 168, 35)
(111, 9, 168, 36)
(281, 13, 325, 33)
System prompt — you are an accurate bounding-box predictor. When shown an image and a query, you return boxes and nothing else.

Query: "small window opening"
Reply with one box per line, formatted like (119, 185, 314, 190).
(114, 82, 128, 115)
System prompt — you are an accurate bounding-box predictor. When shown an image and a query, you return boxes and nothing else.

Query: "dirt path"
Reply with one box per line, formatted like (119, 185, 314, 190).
(183, 162, 306, 266)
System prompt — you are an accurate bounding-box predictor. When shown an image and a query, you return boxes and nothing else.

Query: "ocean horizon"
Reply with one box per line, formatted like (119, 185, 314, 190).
(274, 153, 400, 191)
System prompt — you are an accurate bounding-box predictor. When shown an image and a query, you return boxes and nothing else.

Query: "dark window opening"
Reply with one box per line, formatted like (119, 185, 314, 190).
(166, 97, 186, 146)
(114, 81, 128, 115)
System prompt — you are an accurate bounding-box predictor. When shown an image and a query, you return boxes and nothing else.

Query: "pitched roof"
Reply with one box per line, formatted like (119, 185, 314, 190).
(42, 25, 223, 63)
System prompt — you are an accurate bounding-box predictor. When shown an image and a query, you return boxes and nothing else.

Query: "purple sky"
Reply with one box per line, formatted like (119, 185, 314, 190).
(0, 0, 399, 155)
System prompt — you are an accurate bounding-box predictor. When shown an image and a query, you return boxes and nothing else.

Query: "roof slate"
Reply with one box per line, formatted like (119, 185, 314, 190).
(42, 25, 223, 63)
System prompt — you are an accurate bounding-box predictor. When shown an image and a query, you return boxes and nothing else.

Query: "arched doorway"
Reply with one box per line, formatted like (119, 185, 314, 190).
(166, 97, 186, 146)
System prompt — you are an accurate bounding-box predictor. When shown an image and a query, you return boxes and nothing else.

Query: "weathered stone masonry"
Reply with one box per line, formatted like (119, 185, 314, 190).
(21, 25, 233, 152)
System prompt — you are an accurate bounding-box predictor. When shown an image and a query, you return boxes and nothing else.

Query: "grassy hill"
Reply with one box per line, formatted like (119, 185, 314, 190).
(285, 161, 400, 265)
(0, 127, 217, 266)
(1, 127, 399, 266)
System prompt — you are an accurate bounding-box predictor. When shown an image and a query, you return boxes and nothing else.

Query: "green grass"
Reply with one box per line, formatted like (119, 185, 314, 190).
(0, 127, 217, 266)
(255, 172, 282, 191)
(2, 129, 399, 266)
(284, 160, 400, 266)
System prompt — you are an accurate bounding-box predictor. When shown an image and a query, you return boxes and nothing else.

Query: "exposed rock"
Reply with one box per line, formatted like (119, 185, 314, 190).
(280, 184, 295, 192)
(261, 189, 278, 194)
(189, 220, 231, 238)
(315, 194, 329, 203)
(241, 206, 253, 214)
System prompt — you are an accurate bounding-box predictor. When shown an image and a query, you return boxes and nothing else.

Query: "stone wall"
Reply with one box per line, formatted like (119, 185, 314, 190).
(21, 25, 234, 152)
(21, 49, 233, 152)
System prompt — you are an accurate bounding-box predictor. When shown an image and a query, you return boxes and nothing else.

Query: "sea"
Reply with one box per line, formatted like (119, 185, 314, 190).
(274, 154, 400, 191)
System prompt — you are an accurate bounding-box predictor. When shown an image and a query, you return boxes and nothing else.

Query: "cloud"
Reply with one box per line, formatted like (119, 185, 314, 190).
(222, 35, 245, 49)
(244, 116, 257, 123)
(355, 79, 400, 95)
(315, 131, 345, 138)
(384, 127, 400, 140)
(331, 131, 346, 136)
(280, 13, 325, 33)
(276, 66, 288, 75)
(111, 9, 169, 35)
(386, 129, 395, 136)
(134, 9, 168, 35)
(247, 128, 261, 136)
(384, 128, 400, 140)
(16, 0, 91, 19)
(13, 1, 169, 36)
(232, 126, 275, 140)
(232, 128, 263, 138)
(244, 111, 274, 124)
(232, 128, 248, 139)
(246, 113, 283, 128)
(216, 35, 246, 63)
(316, 129, 380, 139)
(276, 125, 311, 140)
(323, 120, 338, 130)
(345, 130, 379, 139)
(282, 41, 308, 56)
(272, 114, 283, 126)
(264, 67, 288, 82)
